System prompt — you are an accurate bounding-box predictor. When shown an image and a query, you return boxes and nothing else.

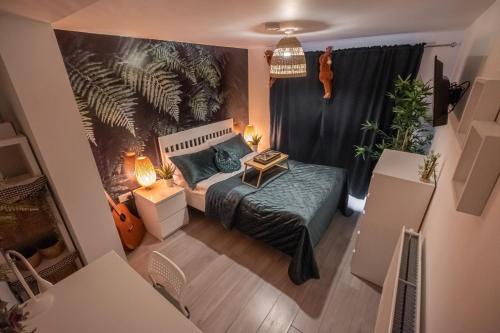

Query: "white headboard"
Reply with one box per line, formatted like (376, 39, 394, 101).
(158, 118, 234, 165)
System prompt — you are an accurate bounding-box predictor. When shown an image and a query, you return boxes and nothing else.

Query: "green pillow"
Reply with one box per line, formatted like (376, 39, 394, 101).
(213, 134, 252, 159)
(215, 149, 241, 173)
(169, 148, 218, 189)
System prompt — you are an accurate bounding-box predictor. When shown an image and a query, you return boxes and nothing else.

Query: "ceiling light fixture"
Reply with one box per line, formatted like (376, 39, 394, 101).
(270, 29, 307, 78)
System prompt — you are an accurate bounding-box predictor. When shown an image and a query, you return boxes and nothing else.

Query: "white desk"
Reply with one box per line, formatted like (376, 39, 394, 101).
(25, 251, 201, 333)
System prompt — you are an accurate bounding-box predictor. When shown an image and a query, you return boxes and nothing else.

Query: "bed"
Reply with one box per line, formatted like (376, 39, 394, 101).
(158, 119, 351, 284)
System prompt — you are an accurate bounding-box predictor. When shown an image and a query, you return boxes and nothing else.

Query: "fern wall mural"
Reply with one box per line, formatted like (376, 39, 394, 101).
(55, 30, 248, 198)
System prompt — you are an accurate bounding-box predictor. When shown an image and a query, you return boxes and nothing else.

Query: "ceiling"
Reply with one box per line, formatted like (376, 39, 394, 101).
(0, 0, 495, 48)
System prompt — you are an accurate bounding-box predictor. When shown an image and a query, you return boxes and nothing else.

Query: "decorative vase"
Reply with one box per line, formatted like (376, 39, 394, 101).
(252, 145, 258, 152)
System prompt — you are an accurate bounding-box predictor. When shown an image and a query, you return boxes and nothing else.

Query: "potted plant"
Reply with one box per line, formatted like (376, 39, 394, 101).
(155, 163, 176, 187)
(419, 151, 441, 183)
(355, 75, 433, 160)
(250, 134, 262, 152)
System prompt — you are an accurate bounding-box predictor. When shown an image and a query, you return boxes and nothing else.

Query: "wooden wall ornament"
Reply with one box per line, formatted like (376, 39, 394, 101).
(319, 46, 334, 99)
(265, 49, 277, 87)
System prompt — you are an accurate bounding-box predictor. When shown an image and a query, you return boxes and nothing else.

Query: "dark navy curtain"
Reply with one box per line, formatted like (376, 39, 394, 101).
(270, 44, 424, 198)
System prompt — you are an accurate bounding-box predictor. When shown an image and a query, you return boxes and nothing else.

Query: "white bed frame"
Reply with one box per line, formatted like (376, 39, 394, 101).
(157, 118, 235, 211)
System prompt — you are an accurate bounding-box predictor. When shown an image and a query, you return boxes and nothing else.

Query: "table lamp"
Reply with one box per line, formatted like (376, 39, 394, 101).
(135, 155, 156, 189)
(243, 125, 255, 143)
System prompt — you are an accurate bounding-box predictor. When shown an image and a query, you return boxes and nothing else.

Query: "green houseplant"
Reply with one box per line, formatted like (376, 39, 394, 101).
(355, 75, 433, 160)
(419, 151, 441, 183)
(249, 134, 262, 152)
(155, 163, 176, 187)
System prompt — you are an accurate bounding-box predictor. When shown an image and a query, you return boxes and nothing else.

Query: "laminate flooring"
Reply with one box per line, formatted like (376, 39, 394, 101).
(128, 208, 380, 333)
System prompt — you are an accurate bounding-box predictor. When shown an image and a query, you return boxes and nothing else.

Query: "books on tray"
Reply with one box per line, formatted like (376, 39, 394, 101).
(253, 150, 281, 164)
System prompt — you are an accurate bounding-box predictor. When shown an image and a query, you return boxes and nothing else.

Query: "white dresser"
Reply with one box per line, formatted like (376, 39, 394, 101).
(134, 182, 188, 240)
(351, 149, 435, 287)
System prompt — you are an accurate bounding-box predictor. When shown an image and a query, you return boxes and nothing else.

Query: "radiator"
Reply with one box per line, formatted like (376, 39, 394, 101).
(374, 228, 421, 333)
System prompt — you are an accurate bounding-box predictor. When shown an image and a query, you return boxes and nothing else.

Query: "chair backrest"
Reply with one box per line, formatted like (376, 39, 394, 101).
(148, 251, 187, 301)
(5, 250, 53, 298)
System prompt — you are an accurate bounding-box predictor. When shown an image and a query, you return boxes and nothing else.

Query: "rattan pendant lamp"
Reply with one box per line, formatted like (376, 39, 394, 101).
(270, 30, 307, 78)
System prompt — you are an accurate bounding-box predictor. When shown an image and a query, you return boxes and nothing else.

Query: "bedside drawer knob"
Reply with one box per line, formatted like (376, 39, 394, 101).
(352, 249, 356, 254)
(357, 230, 361, 235)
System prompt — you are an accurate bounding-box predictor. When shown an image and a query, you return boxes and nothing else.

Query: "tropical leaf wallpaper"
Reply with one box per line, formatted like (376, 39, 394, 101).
(55, 30, 248, 198)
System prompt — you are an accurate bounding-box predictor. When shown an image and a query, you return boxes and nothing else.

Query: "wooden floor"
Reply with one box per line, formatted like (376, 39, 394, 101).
(128, 208, 380, 333)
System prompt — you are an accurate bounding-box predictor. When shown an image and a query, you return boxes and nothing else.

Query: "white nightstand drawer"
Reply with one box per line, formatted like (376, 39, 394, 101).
(158, 208, 188, 239)
(145, 208, 188, 240)
(156, 191, 186, 219)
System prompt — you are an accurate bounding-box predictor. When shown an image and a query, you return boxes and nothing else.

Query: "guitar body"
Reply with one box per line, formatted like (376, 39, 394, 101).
(105, 192, 146, 251)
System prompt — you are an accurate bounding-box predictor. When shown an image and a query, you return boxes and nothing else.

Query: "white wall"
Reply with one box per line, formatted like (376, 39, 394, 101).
(0, 12, 125, 263)
(421, 1, 500, 332)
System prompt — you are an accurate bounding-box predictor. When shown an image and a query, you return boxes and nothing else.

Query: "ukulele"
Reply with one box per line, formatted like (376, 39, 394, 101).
(104, 191, 146, 250)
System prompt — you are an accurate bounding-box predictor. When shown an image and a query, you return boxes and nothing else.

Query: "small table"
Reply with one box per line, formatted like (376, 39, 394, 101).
(242, 153, 289, 188)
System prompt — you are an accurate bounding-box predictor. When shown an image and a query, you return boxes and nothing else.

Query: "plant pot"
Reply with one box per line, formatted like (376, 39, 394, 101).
(39, 236, 65, 259)
(163, 178, 174, 187)
(252, 145, 258, 152)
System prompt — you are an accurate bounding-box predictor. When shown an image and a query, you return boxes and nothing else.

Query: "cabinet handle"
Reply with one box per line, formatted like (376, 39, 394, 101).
(357, 230, 361, 235)
(352, 249, 356, 254)
(362, 209, 366, 215)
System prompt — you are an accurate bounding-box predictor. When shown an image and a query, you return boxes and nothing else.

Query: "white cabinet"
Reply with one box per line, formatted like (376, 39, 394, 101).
(351, 149, 435, 287)
(134, 182, 188, 240)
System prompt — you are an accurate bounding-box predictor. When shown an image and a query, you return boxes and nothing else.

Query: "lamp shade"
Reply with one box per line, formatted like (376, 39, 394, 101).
(243, 125, 255, 142)
(135, 156, 156, 189)
(122, 151, 136, 181)
(270, 36, 307, 78)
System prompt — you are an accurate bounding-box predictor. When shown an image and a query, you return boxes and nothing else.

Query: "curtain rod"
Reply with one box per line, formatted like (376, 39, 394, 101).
(424, 42, 458, 48)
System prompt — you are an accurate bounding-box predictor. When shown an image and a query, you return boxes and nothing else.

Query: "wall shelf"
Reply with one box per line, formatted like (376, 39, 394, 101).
(452, 120, 500, 216)
(0, 131, 81, 301)
(455, 77, 500, 147)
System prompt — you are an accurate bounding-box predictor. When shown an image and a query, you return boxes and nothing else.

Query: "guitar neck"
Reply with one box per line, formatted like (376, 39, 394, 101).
(104, 191, 121, 214)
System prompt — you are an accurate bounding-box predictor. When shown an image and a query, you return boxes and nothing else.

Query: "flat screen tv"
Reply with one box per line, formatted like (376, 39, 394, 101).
(433, 56, 450, 127)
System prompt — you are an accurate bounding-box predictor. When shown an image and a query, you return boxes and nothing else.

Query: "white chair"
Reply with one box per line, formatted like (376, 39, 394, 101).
(148, 251, 190, 318)
(5, 250, 54, 317)
(5, 250, 53, 294)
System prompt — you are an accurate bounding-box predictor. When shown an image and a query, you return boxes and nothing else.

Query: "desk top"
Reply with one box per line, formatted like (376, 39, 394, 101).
(25, 251, 201, 333)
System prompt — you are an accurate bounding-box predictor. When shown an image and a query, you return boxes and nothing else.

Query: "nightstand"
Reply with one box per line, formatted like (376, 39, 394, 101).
(134, 182, 188, 240)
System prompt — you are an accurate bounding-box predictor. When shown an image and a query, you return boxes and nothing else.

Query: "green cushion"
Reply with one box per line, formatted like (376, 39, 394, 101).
(213, 134, 252, 159)
(169, 148, 218, 189)
(215, 149, 241, 173)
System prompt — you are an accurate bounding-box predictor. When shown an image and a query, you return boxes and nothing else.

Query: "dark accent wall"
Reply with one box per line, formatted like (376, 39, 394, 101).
(55, 30, 248, 198)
